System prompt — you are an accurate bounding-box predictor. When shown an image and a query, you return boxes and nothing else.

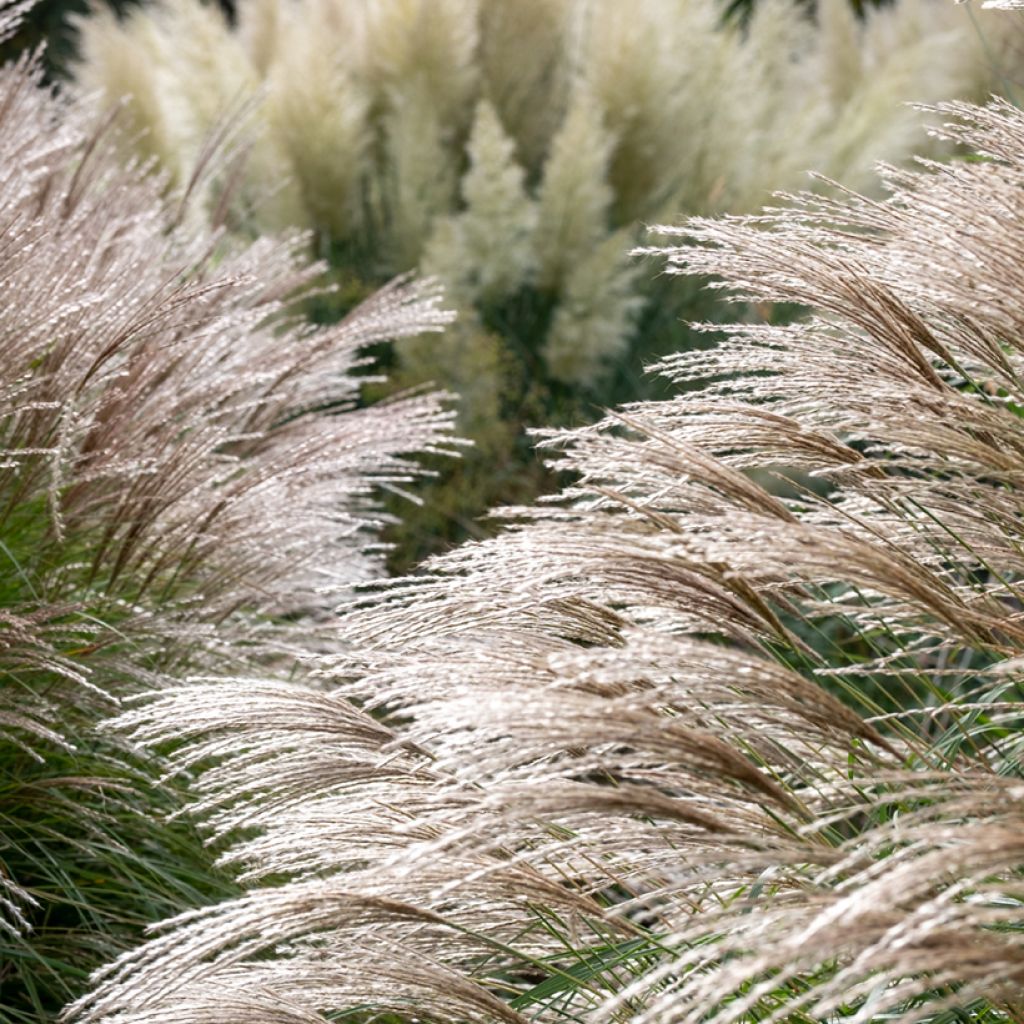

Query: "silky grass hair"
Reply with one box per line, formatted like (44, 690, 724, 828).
(0, 2, 455, 1016)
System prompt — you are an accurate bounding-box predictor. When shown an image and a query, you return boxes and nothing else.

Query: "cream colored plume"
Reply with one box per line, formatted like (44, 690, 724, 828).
(70, 0, 1021, 395)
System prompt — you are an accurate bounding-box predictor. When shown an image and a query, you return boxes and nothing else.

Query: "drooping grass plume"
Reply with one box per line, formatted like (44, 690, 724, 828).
(71, 0, 1022, 568)
(70, 66, 1024, 1024)
(0, 3, 455, 1017)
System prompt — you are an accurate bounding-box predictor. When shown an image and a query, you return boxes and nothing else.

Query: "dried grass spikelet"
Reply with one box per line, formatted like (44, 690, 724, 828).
(235, 0, 282, 78)
(72, 74, 1024, 1024)
(579, 0, 725, 222)
(719, 0, 830, 214)
(68, 0, 1024, 419)
(72, 5, 184, 183)
(376, 90, 461, 271)
(155, 0, 311, 234)
(153, 0, 251, 142)
(73, 0, 300, 232)
(817, 0, 981, 192)
(0, 0, 31, 40)
(817, 0, 864, 106)
(532, 88, 646, 387)
(0, 12, 457, 706)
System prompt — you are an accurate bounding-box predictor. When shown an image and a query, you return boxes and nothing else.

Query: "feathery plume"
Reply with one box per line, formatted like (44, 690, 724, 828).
(69, 0, 1024, 569)
(74, 81, 1024, 1024)
(70, 0, 1020, 383)
(534, 88, 615, 291)
(422, 100, 536, 307)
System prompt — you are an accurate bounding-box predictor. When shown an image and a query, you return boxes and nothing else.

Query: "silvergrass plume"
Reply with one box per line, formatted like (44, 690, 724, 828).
(0, 0, 456, 1014)
(45, 22, 1022, 1017)
(70, 60, 1024, 1024)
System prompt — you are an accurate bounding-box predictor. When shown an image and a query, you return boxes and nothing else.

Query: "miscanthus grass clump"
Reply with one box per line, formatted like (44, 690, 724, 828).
(0, 4, 454, 1018)
(72, 0, 1020, 566)
(71, 58, 1024, 1024)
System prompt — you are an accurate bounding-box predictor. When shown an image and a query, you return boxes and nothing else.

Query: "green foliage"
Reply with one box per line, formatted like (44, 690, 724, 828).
(0, 737, 239, 1021)
(0, 490, 233, 1019)
(0, 0, 136, 79)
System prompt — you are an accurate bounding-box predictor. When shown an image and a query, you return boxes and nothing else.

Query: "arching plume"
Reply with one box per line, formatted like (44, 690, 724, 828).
(0, 1, 455, 1016)
(70, 25, 1024, 1024)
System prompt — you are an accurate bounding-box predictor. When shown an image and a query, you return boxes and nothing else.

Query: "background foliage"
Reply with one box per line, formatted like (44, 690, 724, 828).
(72, 0, 1023, 567)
